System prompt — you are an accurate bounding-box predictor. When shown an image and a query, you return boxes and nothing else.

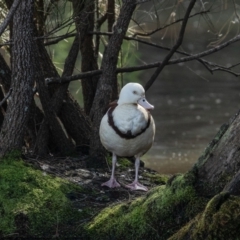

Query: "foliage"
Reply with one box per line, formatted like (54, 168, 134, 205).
(0, 153, 84, 238)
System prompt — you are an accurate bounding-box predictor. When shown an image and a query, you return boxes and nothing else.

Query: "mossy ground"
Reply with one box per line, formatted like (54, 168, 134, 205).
(0, 152, 165, 238)
(0, 153, 89, 238)
(4, 152, 238, 239)
(85, 171, 208, 240)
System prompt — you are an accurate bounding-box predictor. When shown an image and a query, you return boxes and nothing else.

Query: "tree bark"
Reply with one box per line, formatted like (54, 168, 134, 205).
(32, 1, 92, 155)
(194, 109, 240, 196)
(0, 0, 36, 156)
(76, 0, 99, 115)
(59, 96, 91, 153)
(0, 53, 11, 93)
(89, 0, 137, 159)
(107, 0, 118, 101)
(0, 88, 5, 127)
(35, 42, 75, 155)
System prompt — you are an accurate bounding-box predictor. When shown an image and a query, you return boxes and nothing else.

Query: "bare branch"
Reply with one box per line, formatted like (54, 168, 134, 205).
(0, 0, 21, 37)
(133, 10, 210, 37)
(90, 31, 212, 73)
(0, 88, 12, 107)
(145, 0, 197, 91)
(135, 0, 151, 3)
(169, 34, 240, 65)
(45, 70, 102, 85)
(43, 33, 76, 46)
(46, 21, 240, 86)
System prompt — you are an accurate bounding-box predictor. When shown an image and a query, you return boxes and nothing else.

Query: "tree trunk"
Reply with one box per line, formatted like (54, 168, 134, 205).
(0, 88, 5, 127)
(0, 53, 11, 93)
(0, 0, 36, 156)
(32, 1, 92, 155)
(76, 0, 99, 115)
(89, 0, 137, 159)
(194, 109, 240, 197)
(35, 43, 75, 154)
(107, 0, 118, 101)
(59, 96, 91, 153)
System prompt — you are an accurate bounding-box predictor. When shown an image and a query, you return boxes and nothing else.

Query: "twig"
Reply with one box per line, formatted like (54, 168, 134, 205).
(45, 56, 240, 85)
(46, 26, 240, 85)
(169, 33, 240, 65)
(0, 0, 21, 37)
(0, 88, 12, 107)
(133, 10, 210, 37)
(90, 31, 212, 73)
(144, 0, 197, 91)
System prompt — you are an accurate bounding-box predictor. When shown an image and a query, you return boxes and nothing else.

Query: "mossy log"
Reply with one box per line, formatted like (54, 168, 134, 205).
(169, 192, 240, 240)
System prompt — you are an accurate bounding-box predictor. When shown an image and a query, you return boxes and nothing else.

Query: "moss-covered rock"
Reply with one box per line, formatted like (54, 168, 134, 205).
(85, 172, 207, 240)
(169, 192, 240, 240)
(0, 153, 86, 238)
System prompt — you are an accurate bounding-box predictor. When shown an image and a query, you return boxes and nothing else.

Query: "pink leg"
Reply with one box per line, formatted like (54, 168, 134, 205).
(101, 153, 120, 188)
(125, 157, 148, 191)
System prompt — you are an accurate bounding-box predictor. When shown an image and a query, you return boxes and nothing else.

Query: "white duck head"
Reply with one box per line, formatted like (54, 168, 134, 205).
(117, 82, 154, 110)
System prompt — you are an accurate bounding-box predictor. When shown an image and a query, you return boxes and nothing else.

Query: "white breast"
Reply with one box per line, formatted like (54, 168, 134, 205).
(99, 104, 155, 157)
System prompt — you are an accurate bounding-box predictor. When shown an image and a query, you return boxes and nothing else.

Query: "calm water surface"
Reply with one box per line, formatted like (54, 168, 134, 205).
(133, 1, 240, 174)
(141, 61, 240, 174)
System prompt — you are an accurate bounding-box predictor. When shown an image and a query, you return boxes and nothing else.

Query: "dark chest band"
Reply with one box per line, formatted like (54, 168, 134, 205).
(107, 105, 151, 139)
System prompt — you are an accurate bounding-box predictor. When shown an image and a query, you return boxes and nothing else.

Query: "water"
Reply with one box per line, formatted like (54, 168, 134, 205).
(141, 62, 240, 174)
(133, 1, 240, 174)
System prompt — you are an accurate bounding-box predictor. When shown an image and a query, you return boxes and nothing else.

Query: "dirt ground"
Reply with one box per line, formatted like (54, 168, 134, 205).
(24, 155, 167, 219)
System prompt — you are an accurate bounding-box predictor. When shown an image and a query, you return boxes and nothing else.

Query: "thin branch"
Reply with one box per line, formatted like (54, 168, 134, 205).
(46, 24, 240, 85)
(90, 31, 212, 73)
(45, 70, 102, 85)
(0, 0, 21, 37)
(168, 33, 240, 65)
(135, 0, 151, 3)
(145, 0, 197, 91)
(0, 88, 12, 107)
(43, 33, 76, 46)
(133, 10, 209, 37)
(45, 56, 240, 85)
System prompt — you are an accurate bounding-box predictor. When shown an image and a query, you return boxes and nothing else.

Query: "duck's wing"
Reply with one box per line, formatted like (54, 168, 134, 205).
(108, 105, 151, 139)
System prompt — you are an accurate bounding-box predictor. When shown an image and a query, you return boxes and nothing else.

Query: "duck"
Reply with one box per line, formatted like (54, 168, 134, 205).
(99, 82, 155, 191)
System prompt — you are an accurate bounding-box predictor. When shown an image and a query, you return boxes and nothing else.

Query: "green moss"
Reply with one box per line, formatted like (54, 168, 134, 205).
(0, 154, 85, 238)
(118, 158, 133, 169)
(85, 172, 206, 240)
(142, 172, 169, 185)
(169, 192, 240, 240)
(105, 156, 133, 169)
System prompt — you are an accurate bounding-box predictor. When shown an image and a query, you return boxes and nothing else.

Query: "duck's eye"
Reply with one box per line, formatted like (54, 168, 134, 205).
(133, 91, 137, 94)
(143, 99, 145, 102)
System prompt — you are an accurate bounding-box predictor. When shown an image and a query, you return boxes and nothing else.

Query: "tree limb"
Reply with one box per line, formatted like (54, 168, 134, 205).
(144, 0, 197, 91)
(45, 24, 240, 85)
(0, 0, 21, 37)
(45, 57, 240, 85)
(0, 88, 12, 107)
(132, 10, 210, 37)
